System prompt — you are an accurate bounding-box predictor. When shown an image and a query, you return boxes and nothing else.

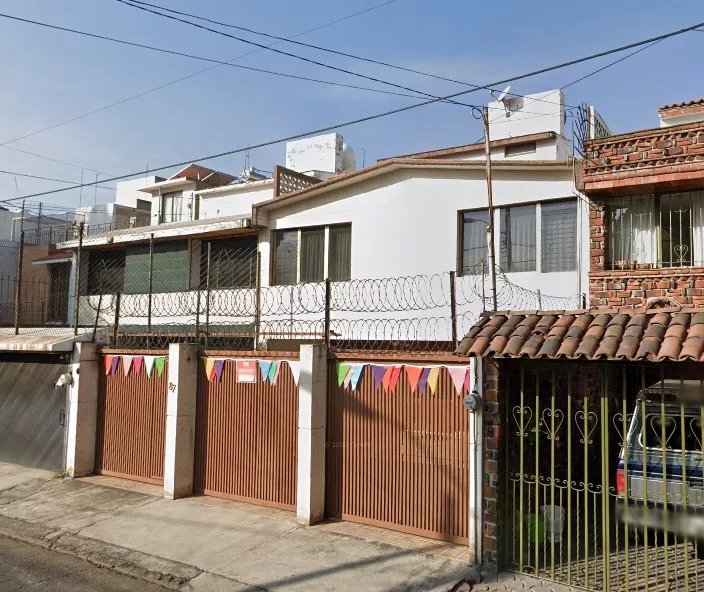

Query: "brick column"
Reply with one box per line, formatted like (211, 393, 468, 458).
(164, 343, 198, 500)
(590, 199, 606, 273)
(296, 344, 328, 525)
(65, 342, 100, 477)
(482, 358, 501, 568)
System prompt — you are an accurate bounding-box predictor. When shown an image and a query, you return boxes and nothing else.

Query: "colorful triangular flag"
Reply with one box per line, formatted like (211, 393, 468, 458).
(381, 366, 393, 392)
(372, 366, 386, 391)
(337, 363, 351, 387)
(122, 355, 134, 376)
(214, 359, 225, 382)
(464, 366, 473, 394)
(268, 361, 279, 384)
(104, 355, 114, 376)
(287, 361, 301, 385)
(350, 365, 364, 390)
(144, 356, 157, 378)
(447, 366, 466, 396)
(259, 360, 272, 383)
(405, 366, 423, 393)
(133, 356, 144, 376)
(206, 359, 217, 382)
(155, 357, 166, 377)
(427, 367, 440, 394)
(388, 366, 402, 392)
(418, 367, 430, 394)
(343, 364, 356, 389)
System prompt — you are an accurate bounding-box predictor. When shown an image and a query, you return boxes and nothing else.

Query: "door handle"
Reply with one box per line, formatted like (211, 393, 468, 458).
(59, 409, 66, 427)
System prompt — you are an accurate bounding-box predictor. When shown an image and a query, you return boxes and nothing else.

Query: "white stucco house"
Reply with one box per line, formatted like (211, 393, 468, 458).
(54, 90, 608, 349)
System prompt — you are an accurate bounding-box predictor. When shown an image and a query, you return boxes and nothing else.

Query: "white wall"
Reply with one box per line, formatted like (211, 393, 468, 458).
(433, 136, 570, 162)
(257, 166, 587, 341)
(286, 133, 343, 174)
(488, 90, 565, 140)
(115, 176, 162, 208)
(198, 182, 273, 220)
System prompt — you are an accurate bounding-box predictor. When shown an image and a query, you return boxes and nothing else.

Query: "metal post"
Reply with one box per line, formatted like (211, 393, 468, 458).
(324, 277, 331, 347)
(205, 241, 211, 348)
(112, 292, 121, 347)
(481, 261, 486, 312)
(147, 233, 154, 347)
(72, 223, 84, 336)
(195, 242, 201, 346)
(537, 289, 542, 310)
(483, 106, 498, 312)
(449, 271, 458, 349)
(37, 202, 42, 243)
(253, 250, 262, 350)
(13, 231, 24, 334)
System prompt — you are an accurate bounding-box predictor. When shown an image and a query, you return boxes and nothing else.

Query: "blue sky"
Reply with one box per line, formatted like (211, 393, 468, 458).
(0, 0, 702, 214)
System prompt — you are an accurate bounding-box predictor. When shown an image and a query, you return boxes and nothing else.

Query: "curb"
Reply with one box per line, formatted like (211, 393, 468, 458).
(0, 514, 202, 590)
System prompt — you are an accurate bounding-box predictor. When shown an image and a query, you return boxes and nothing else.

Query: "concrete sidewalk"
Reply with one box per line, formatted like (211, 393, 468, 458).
(0, 463, 478, 591)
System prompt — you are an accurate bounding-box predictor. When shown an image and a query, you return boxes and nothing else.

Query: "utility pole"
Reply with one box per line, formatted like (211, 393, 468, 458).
(482, 107, 498, 312)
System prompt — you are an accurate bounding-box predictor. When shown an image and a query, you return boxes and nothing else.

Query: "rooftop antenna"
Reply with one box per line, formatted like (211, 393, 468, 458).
(489, 85, 512, 116)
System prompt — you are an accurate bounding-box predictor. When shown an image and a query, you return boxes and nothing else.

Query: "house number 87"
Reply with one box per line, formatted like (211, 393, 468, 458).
(168, 382, 176, 392)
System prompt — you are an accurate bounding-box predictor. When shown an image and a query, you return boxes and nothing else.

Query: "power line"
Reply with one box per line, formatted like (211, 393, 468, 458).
(0, 1, 399, 171)
(0, 144, 111, 176)
(6, 18, 703, 203)
(0, 169, 115, 190)
(114, 0, 494, 110)
(124, 0, 582, 111)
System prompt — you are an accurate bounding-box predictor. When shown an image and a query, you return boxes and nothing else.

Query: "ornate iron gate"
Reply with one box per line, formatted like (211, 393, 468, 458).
(503, 361, 704, 591)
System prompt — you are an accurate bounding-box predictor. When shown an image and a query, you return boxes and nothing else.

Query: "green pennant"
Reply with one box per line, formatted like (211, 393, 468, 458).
(155, 357, 166, 377)
(337, 362, 351, 387)
(268, 361, 278, 383)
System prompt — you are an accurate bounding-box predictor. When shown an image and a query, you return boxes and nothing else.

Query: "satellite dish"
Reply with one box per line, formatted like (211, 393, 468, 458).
(497, 85, 511, 103)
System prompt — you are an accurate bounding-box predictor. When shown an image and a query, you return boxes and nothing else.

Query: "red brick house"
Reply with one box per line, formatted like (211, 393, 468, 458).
(457, 100, 704, 590)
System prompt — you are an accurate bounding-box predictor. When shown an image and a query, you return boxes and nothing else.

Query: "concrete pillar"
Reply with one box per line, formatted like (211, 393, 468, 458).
(296, 344, 328, 525)
(163, 343, 198, 500)
(65, 342, 100, 477)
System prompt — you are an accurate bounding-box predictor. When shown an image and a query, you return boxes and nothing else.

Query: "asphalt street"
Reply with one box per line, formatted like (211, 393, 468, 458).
(0, 535, 166, 591)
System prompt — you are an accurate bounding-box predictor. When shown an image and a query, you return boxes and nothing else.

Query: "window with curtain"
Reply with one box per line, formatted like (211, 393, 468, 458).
(329, 225, 351, 281)
(300, 228, 325, 283)
(541, 200, 577, 272)
(460, 209, 489, 274)
(87, 250, 126, 295)
(272, 224, 352, 285)
(200, 236, 257, 289)
(273, 230, 298, 286)
(500, 204, 536, 272)
(160, 191, 183, 223)
(607, 191, 704, 269)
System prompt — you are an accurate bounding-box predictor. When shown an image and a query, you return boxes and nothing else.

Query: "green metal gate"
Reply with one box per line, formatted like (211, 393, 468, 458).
(503, 361, 704, 591)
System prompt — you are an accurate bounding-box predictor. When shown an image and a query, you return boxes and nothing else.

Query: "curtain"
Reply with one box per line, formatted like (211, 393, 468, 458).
(541, 200, 577, 273)
(690, 191, 704, 265)
(500, 205, 536, 272)
(328, 225, 351, 281)
(610, 196, 656, 266)
(461, 210, 489, 274)
(300, 228, 325, 283)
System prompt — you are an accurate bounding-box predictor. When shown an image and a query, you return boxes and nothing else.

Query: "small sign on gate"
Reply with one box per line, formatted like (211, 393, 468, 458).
(236, 360, 257, 383)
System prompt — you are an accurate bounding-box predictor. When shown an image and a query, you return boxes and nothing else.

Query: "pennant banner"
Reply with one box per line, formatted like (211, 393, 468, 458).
(337, 363, 351, 387)
(104, 355, 114, 376)
(350, 365, 364, 390)
(447, 366, 467, 396)
(418, 367, 430, 395)
(427, 367, 440, 395)
(268, 361, 280, 385)
(388, 366, 402, 392)
(122, 355, 134, 376)
(155, 357, 166, 377)
(214, 359, 225, 383)
(464, 365, 473, 394)
(287, 361, 301, 386)
(405, 366, 423, 393)
(133, 356, 144, 376)
(372, 366, 386, 391)
(144, 356, 157, 378)
(259, 360, 272, 383)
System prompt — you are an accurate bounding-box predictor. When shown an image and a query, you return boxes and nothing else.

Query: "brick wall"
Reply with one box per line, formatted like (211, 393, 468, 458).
(482, 358, 501, 568)
(582, 121, 704, 195)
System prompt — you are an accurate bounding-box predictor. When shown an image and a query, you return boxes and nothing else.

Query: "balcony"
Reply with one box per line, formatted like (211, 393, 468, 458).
(582, 121, 704, 196)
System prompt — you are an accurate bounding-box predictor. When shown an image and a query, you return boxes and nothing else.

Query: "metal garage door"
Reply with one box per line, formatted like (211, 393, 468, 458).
(193, 358, 298, 510)
(0, 354, 67, 471)
(95, 356, 167, 484)
(326, 362, 471, 543)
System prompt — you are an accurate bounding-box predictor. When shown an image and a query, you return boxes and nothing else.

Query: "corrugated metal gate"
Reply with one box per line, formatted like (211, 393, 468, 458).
(0, 354, 67, 471)
(95, 356, 167, 484)
(193, 358, 298, 510)
(326, 362, 471, 543)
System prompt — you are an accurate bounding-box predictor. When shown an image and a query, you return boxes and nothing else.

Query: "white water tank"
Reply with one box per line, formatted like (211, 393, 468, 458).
(341, 143, 356, 173)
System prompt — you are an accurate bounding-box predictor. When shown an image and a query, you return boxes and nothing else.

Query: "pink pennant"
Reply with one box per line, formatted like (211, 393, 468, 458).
(133, 356, 144, 376)
(381, 366, 393, 392)
(122, 355, 134, 376)
(447, 367, 467, 396)
(464, 367, 473, 393)
(388, 366, 402, 392)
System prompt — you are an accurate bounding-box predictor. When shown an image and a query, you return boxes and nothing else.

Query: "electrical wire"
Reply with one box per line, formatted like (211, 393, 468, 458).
(0, 169, 115, 190)
(6, 17, 702, 203)
(124, 0, 582, 111)
(0, 1, 400, 170)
